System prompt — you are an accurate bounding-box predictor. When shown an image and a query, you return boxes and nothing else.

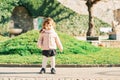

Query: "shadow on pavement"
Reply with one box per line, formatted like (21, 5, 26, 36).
(0, 72, 39, 74)
(97, 70, 120, 76)
(0, 71, 54, 74)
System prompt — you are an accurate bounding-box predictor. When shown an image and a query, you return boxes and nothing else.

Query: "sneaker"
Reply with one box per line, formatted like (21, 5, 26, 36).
(51, 68, 56, 74)
(39, 68, 46, 74)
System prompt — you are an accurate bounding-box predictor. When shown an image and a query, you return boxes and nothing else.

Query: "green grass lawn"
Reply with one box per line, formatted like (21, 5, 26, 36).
(0, 30, 120, 65)
(0, 48, 120, 65)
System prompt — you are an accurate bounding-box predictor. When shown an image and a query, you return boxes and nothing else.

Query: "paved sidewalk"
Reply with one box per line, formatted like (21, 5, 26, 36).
(0, 67, 120, 80)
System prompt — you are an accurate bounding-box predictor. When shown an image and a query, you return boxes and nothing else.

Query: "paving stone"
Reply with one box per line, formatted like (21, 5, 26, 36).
(0, 67, 120, 80)
(0, 78, 120, 80)
(0, 78, 3, 80)
(1, 78, 9, 80)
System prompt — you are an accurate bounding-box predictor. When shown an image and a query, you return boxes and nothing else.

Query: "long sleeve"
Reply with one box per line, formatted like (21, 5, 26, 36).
(37, 34, 43, 48)
(55, 34, 63, 52)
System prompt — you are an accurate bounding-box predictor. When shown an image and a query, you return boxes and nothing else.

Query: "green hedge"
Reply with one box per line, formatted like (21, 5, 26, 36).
(0, 30, 101, 56)
(0, 0, 110, 36)
(0, 35, 9, 42)
(0, 30, 40, 56)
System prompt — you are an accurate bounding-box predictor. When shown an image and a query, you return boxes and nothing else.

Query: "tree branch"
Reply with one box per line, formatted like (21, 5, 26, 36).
(92, 0, 101, 4)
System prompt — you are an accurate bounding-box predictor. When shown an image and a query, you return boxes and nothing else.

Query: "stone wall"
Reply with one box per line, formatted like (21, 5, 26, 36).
(101, 40, 120, 48)
(88, 40, 120, 48)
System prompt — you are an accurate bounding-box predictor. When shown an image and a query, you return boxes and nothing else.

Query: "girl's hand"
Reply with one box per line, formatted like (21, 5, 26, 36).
(60, 50, 63, 52)
(58, 51, 64, 54)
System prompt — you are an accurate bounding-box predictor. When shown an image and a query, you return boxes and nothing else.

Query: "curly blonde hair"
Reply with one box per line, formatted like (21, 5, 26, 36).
(40, 17, 56, 32)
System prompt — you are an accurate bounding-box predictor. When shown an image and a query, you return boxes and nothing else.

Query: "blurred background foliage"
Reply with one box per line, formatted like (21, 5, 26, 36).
(0, 0, 110, 36)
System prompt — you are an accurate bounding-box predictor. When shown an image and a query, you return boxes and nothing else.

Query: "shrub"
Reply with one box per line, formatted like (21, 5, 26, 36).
(0, 30, 101, 56)
(0, 35, 9, 42)
(0, 30, 41, 56)
(57, 31, 101, 54)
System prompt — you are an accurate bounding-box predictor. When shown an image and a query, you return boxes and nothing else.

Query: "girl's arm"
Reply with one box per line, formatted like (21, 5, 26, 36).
(37, 33, 43, 48)
(55, 34, 63, 52)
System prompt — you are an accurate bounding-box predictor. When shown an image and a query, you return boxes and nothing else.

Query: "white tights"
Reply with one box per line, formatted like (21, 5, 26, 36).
(41, 56, 55, 69)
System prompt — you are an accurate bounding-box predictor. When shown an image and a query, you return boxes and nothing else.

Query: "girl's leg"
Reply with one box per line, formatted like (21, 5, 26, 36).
(42, 56, 48, 68)
(50, 56, 55, 68)
(40, 56, 48, 74)
(50, 56, 56, 74)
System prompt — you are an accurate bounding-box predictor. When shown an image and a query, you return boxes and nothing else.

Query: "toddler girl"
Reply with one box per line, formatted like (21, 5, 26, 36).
(37, 17, 63, 74)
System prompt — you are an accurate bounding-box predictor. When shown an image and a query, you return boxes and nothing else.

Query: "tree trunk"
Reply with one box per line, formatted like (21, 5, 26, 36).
(86, 0, 101, 36)
(86, 0, 95, 36)
(86, 6, 95, 36)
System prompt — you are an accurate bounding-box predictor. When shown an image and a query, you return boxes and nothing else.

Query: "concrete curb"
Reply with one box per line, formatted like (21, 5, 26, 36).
(0, 64, 120, 67)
